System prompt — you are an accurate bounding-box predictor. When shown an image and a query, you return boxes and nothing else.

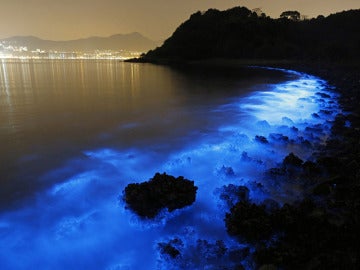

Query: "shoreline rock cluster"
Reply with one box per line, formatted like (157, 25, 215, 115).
(123, 172, 198, 218)
(223, 63, 360, 268)
(122, 62, 359, 269)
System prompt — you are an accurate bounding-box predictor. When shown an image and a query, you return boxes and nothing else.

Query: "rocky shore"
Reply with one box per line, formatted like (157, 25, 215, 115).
(124, 59, 359, 268)
(224, 62, 360, 269)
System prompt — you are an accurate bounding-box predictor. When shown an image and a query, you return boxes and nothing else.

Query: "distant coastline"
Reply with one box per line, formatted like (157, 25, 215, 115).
(0, 33, 159, 60)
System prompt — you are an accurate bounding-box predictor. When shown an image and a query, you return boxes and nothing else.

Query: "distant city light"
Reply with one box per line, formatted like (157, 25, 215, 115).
(0, 41, 142, 60)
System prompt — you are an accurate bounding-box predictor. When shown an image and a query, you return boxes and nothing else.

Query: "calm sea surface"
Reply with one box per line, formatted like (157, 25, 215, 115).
(0, 59, 338, 269)
(0, 59, 288, 206)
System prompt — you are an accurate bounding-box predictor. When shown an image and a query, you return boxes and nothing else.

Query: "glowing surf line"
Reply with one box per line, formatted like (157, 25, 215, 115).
(0, 67, 340, 270)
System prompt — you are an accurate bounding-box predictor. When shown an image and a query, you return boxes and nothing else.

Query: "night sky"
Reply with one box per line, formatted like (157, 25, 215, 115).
(0, 0, 359, 40)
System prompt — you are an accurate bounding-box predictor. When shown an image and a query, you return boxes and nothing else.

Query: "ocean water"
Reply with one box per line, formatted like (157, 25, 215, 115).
(0, 60, 339, 269)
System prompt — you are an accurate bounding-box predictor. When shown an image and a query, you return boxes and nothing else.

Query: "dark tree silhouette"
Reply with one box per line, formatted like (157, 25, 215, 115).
(140, 7, 360, 62)
(280, 10, 301, 21)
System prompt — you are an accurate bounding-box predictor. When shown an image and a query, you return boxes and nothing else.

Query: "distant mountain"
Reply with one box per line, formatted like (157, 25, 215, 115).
(142, 7, 360, 62)
(1, 32, 159, 52)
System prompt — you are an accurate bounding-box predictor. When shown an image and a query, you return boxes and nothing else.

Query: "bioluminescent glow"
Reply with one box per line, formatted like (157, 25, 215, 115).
(0, 68, 340, 269)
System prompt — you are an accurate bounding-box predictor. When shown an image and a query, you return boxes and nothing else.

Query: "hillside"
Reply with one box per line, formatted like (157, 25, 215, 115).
(142, 7, 360, 62)
(1, 32, 158, 52)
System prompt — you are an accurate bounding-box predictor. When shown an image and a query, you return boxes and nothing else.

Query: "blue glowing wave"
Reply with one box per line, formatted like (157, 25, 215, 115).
(0, 68, 340, 270)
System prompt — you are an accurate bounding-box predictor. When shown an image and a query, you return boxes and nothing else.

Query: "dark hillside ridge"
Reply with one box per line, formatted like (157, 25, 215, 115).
(142, 7, 360, 62)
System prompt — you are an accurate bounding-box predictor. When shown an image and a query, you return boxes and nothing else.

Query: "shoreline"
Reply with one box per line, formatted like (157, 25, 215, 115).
(200, 60, 359, 268)
(1, 58, 358, 268)
(127, 57, 360, 268)
(222, 60, 359, 269)
(127, 57, 359, 134)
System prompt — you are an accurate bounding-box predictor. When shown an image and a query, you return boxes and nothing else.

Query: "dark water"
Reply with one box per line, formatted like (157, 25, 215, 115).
(0, 60, 287, 206)
(0, 60, 339, 269)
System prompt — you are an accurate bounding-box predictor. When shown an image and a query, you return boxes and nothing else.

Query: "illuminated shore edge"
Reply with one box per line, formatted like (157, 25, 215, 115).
(0, 67, 340, 269)
(0, 51, 142, 60)
(0, 55, 134, 60)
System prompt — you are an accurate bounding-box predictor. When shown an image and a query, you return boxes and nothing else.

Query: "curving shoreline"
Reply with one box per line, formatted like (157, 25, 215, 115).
(126, 63, 355, 269)
(223, 62, 360, 268)
(0, 60, 358, 269)
(225, 62, 359, 269)
(129, 59, 360, 268)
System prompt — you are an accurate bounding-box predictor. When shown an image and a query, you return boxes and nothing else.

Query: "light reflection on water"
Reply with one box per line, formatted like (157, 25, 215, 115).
(0, 61, 339, 269)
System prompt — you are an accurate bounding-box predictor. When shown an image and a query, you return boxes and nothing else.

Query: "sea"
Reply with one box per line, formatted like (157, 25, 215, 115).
(0, 59, 340, 269)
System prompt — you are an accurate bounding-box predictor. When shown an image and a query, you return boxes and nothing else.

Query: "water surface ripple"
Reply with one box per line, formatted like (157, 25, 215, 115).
(0, 61, 339, 269)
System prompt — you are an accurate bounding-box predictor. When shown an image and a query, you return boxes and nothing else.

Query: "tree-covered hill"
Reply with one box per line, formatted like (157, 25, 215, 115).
(142, 7, 360, 62)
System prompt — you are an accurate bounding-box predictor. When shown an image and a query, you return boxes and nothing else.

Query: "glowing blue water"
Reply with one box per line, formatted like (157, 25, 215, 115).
(0, 63, 339, 269)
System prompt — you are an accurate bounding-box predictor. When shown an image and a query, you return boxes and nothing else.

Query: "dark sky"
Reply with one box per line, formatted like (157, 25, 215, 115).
(0, 0, 358, 40)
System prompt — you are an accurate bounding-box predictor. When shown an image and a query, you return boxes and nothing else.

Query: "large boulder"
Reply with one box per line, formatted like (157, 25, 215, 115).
(123, 172, 198, 218)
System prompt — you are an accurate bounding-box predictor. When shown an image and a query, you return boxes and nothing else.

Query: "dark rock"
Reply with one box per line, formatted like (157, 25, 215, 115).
(319, 109, 333, 115)
(225, 201, 272, 242)
(297, 136, 313, 148)
(312, 182, 333, 196)
(267, 167, 287, 176)
(317, 156, 341, 174)
(228, 247, 250, 262)
(262, 199, 280, 213)
(196, 239, 228, 260)
(269, 133, 289, 142)
(346, 159, 359, 177)
(234, 265, 246, 270)
(249, 181, 265, 192)
(258, 265, 278, 270)
(283, 152, 303, 167)
(302, 160, 322, 176)
(265, 167, 287, 185)
(254, 197, 360, 269)
(316, 92, 331, 99)
(305, 125, 323, 133)
(241, 151, 251, 161)
(255, 135, 269, 144)
(301, 139, 313, 148)
(123, 172, 198, 218)
(219, 165, 236, 177)
(218, 184, 250, 208)
(158, 242, 181, 258)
